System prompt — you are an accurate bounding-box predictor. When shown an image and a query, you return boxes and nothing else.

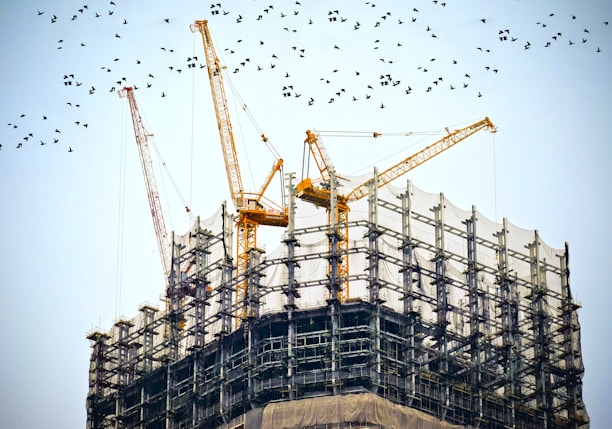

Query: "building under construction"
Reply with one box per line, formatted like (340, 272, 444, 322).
(86, 175, 589, 428)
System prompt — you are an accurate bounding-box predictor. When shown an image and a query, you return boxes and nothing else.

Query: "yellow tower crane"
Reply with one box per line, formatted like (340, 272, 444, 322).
(297, 117, 497, 301)
(190, 20, 288, 321)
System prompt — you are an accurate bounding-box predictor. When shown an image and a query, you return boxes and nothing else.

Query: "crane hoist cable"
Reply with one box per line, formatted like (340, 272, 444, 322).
(223, 73, 282, 161)
(152, 142, 196, 221)
(200, 26, 282, 162)
(135, 93, 196, 222)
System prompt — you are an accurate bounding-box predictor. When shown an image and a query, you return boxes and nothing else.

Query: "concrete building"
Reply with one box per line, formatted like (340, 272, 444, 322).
(86, 177, 588, 428)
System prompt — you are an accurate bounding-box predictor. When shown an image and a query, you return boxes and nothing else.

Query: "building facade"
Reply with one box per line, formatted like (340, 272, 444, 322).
(87, 178, 588, 428)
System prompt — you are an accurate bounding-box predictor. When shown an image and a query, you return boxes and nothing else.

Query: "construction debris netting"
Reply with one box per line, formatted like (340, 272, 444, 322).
(91, 178, 586, 424)
(102, 178, 583, 376)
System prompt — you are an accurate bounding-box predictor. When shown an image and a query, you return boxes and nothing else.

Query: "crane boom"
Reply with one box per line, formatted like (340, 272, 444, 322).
(303, 130, 335, 181)
(190, 19, 244, 209)
(346, 117, 497, 202)
(118, 87, 170, 276)
(256, 159, 284, 204)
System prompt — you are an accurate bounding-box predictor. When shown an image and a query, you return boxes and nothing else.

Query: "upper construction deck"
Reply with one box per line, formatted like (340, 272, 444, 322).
(86, 177, 588, 428)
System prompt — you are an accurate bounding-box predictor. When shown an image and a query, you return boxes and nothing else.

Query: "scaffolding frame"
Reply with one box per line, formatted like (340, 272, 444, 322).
(87, 176, 588, 429)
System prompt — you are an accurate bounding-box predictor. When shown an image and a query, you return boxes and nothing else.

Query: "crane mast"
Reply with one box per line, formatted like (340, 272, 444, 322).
(297, 117, 497, 301)
(303, 130, 335, 184)
(117, 86, 170, 277)
(191, 19, 288, 322)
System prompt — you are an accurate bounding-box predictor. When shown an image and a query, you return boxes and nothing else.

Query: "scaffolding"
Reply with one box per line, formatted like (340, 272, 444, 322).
(86, 175, 588, 429)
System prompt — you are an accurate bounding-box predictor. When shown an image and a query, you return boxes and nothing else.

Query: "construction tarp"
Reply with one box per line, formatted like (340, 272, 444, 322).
(248, 393, 469, 429)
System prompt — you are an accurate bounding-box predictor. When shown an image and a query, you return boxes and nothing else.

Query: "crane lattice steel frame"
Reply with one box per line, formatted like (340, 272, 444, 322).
(118, 86, 170, 277)
(297, 117, 497, 301)
(191, 20, 288, 322)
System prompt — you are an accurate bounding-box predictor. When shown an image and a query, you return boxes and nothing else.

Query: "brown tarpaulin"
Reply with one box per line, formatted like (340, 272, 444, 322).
(253, 393, 468, 429)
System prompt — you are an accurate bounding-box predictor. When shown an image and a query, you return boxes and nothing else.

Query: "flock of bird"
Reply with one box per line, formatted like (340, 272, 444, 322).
(1, 0, 608, 153)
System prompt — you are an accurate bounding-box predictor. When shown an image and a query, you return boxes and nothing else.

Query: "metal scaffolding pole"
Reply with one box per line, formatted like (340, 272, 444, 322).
(432, 193, 450, 420)
(219, 202, 235, 424)
(400, 181, 419, 407)
(464, 206, 484, 424)
(327, 169, 342, 395)
(366, 169, 382, 391)
(283, 173, 299, 400)
(527, 230, 553, 428)
(496, 217, 520, 428)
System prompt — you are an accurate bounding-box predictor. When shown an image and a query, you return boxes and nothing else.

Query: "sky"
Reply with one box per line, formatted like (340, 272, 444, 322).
(0, 0, 610, 427)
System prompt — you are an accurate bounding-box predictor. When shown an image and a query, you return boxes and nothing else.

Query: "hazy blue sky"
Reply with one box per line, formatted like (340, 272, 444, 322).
(0, 1, 610, 427)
